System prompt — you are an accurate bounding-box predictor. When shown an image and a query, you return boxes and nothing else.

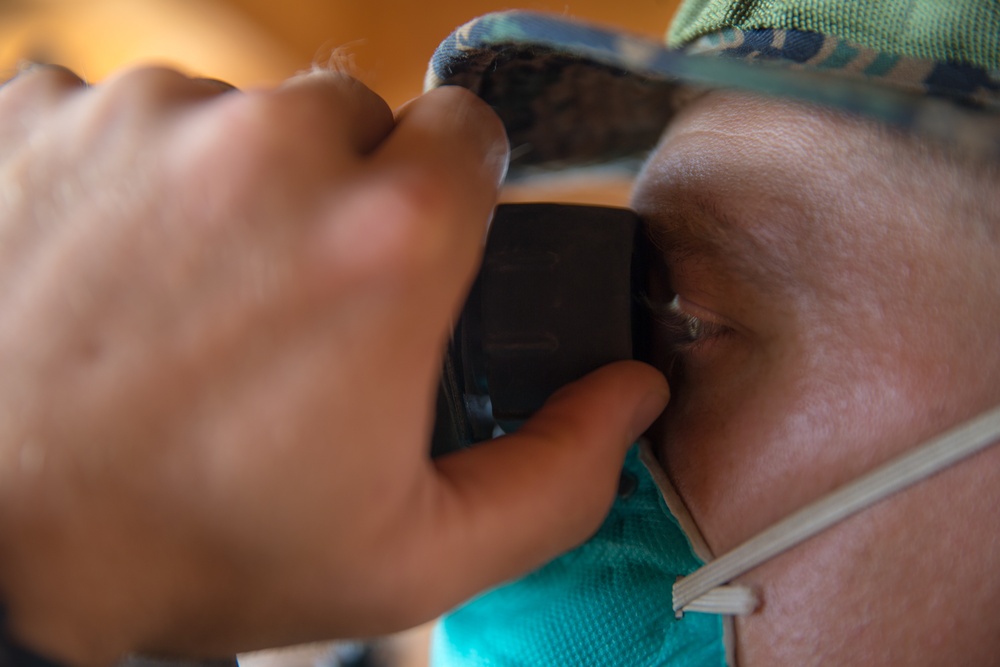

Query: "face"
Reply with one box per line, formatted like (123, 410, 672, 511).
(632, 91, 1000, 664)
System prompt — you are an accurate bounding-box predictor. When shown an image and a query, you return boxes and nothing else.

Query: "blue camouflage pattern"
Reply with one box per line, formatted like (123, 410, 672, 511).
(684, 27, 1000, 109)
(425, 11, 1000, 178)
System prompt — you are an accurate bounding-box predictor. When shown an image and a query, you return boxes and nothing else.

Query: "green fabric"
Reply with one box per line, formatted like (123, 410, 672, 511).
(668, 0, 1000, 71)
(432, 446, 726, 666)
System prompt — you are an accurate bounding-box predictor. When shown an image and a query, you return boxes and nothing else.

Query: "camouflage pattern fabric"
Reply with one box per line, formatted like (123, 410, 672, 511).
(684, 28, 1000, 111)
(425, 11, 1000, 179)
(668, 0, 1000, 73)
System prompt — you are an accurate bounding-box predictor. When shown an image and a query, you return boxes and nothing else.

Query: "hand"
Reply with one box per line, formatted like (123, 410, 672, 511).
(0, 65, 668, 666)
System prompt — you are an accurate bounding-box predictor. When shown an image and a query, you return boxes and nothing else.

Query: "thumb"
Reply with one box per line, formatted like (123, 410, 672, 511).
(425, 360, 668, 608)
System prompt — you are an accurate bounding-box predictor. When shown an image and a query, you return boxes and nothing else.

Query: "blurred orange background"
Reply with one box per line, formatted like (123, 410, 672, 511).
(0, 0, 679, 205)
(0, 1, 683, 205)
(0, 1, 681, 105)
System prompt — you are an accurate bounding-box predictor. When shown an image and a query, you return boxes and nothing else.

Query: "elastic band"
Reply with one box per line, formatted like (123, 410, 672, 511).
(677, 585, 759, 616)
(673, 403, 1000, 614)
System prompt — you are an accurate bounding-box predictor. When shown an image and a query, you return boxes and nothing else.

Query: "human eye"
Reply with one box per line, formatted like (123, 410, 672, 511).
(645, 294, 731, 356)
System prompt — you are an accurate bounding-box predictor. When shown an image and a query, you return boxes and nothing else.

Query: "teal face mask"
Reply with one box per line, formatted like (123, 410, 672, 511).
(431, 443, 733, 667)
(432, 404, 1000, 667)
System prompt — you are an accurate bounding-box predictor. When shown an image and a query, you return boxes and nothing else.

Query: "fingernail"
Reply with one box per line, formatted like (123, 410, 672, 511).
(13, 61, 87, 85)
(194, 77, 239, 93)
(16, 60, 49, 74)
(628, 390, 668, 444)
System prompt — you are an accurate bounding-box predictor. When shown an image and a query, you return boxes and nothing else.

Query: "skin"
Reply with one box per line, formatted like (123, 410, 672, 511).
(633, 91, 1000, 665)
(0, 67, 668, 666)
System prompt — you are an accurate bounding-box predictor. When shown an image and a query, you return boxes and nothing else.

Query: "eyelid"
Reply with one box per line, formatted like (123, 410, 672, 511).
(669, 296, 730, 343)
(645, 294, 732, 354)
(672, 295, 727, 326)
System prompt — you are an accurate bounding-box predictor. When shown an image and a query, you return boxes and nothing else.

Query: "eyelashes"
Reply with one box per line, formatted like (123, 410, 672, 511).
(645, 294, 730, 354)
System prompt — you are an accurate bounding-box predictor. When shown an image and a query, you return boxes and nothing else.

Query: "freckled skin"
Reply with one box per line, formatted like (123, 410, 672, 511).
(633, 91, 1000, 666)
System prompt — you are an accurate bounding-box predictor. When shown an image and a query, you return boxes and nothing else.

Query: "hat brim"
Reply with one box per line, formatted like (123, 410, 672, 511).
(426, 11, 1000, 179)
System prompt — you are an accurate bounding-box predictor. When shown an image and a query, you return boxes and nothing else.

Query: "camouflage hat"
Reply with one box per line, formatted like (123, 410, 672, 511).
(425, 2, 1000, 179)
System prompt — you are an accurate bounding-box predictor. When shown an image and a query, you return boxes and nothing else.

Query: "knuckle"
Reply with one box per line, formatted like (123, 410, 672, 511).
(239, 87, 325, 143)
(236, 89, 296, 127)
(99, 65, 192, 107)
(215, 90, 336, 169)
(0, 64, 85, 113)
(215, 91, 293, 149)
(179, 92, 325, 188)
(272, 72, 392, 153)
(10, 63, 84, 90)
(80, 66, 212, 138)
(322, 171, 461, 286)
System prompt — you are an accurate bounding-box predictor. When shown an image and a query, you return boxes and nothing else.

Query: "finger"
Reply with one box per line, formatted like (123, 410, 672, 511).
(13, 61, 86, 85)
(153, 71, 393, 203)
(192, 77, 239, 94)
(268, 68, 395, 156)
(96, 66, 238, 115)
(0, 63, 86, 117)
(375, 86, 509, 233)
(418, 360, 668, 612)
(350, 86, 508, 319)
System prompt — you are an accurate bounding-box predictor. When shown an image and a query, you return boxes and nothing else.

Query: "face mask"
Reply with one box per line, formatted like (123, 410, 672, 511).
(432, 441, 732, 667)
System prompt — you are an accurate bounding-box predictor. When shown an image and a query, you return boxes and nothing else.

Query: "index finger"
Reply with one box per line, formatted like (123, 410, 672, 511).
(363, 86, 509, 312)
(265, 68, 396, 156)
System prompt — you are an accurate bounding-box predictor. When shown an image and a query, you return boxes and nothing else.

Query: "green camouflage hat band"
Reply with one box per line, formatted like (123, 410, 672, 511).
(425, 10, 1000, 179)
(669, 0, 1000, 72)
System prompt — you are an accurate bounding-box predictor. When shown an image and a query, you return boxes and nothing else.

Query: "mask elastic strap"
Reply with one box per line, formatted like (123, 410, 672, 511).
(672, 403, 1000, 617)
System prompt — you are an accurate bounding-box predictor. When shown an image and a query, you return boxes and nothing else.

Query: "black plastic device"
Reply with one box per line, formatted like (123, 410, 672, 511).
(431, 203, 649, 457)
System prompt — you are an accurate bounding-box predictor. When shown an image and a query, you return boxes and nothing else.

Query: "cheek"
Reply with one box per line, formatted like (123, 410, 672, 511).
(658, 336, 801, 486)
(657, 329, 928, 550)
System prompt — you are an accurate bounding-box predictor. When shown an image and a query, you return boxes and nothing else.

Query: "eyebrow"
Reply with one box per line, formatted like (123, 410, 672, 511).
(645, 193, 732, 259)
(644, 190, 798, 291)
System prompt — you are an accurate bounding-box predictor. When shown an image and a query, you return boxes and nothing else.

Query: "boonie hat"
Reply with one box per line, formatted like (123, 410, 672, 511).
(425, 0, 1000, 179)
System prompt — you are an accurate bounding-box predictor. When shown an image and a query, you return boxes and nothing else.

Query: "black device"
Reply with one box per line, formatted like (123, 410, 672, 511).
(431, 203, 650, 457)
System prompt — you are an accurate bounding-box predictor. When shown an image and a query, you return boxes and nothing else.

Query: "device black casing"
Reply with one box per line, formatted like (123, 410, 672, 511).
(431, 203, 647, 457)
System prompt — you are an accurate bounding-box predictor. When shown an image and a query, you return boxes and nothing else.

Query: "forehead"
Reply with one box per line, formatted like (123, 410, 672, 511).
(633, 90, 872, 226)
(638, 89, 884, 175)
(630, 91, 923, 287)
